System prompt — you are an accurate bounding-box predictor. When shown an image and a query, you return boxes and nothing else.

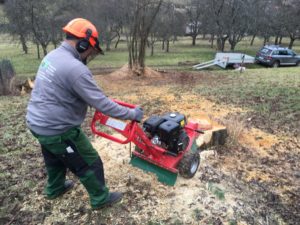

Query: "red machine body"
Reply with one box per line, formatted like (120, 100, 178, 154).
(91, 100, 203, 174)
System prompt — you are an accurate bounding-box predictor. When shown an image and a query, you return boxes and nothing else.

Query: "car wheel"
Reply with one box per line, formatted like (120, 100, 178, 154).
(272, 61, 280, 68)
(296, 61, 300, 67)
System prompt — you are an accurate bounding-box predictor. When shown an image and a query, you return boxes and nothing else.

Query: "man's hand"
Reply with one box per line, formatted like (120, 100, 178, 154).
(133, 106, 143, 122)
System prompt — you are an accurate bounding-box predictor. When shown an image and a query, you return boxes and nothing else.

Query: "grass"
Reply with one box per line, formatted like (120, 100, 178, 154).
(0, 36, 213, 76)
(193, 208, 203, 221)
(0, 95, 35, 153)
(207, 182, 225, 200)
(0, 37, 43, 77)
(192, 67, 300, 134)
(1, 33, 299, 77)
(222, 117, 246, 146)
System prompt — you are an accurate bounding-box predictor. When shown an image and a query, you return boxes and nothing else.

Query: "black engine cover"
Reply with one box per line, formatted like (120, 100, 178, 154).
(143, 115, 165, 136)
(142, 112, 189, 155)
(163, 112, 186, 128)
(158, 120, 180, 143)
(158, 120, 189, 154)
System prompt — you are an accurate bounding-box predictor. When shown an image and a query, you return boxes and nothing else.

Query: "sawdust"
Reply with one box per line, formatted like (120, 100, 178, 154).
(98, 70, 278, 152)
(244, 170, 272, 182)
(95, 68, 282, 186)
(240, 128, 280, 157)
(92, 137, 237, 223)
(108, 64, 162, 79)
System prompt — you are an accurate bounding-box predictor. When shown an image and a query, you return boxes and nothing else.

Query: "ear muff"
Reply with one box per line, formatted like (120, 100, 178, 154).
(76, 29, 92, 53)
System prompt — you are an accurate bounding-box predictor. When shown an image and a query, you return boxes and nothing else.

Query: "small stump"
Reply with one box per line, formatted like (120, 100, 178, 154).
(0, 59, 16, 95)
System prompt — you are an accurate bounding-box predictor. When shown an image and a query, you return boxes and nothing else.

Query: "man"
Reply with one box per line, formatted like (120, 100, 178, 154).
(26, 18, 143, 210)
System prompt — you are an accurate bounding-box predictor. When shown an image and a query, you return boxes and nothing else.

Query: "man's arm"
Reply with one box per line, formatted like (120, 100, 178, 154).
(72, 73, 137, 120)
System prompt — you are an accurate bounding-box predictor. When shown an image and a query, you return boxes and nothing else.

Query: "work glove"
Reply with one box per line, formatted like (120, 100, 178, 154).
(133, 106, 143, 122)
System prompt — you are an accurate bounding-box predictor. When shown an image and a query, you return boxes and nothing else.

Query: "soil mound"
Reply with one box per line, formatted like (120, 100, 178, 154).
(109, 64, 162, 79)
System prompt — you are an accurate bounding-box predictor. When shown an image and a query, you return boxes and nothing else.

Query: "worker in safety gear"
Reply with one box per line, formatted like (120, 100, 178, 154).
(26, 18, 143, 210)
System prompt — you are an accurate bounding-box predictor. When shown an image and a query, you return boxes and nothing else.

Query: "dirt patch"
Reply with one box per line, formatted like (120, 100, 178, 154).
(109, 64, 163, 80)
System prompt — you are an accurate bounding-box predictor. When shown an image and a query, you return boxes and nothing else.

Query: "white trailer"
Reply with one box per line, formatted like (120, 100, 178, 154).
(193, 52, 255, 70)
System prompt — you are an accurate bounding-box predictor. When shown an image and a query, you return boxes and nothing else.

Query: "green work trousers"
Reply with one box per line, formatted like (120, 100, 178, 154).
(31, 127, 109, 208)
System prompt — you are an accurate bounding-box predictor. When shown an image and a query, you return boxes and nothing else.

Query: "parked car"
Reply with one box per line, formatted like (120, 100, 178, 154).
(255, 45, 300, 68)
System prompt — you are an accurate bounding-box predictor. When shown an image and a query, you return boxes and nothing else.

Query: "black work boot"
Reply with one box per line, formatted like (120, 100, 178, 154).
(46, 180, 74, 199)
(92, 192, 123, 210)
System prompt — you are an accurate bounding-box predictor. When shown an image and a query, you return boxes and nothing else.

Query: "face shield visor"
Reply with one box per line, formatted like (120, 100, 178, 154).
(85, 48, 100, 64)
(84, 38, 104, 65)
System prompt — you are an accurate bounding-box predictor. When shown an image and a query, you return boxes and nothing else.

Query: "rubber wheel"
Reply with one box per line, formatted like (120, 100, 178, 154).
(178, 151, 200, 178)
(272, 61, 279, 68)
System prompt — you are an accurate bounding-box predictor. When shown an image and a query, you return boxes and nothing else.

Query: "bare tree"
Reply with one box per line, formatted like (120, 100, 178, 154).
(227, 0, 251, 51)
(149, 22, 160, 56)
(87, 0, 123, 51)
(186, 0, 202, 46)
(4, 0, 31, 54)
(0, 2, 7, 33)
(119, 0, 163, 75)
(153, 2, 185, 54)
(4, 0, 80, 58)
(247, 0, 266, 46)
(206, 0, 230, 51)
(280, 0, 300, 49)
(30, 0, 79, 57)
(204, 0, 253, 51)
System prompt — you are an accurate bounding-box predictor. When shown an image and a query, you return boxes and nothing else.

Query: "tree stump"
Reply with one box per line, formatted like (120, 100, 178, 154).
(0, 59, 16, 95)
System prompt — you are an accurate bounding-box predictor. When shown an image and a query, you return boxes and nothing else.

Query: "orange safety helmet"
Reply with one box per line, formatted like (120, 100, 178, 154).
(62, 18, 103, 54)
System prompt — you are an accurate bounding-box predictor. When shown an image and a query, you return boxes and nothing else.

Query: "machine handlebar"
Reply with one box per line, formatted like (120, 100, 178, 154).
(91, 99, 138, 144)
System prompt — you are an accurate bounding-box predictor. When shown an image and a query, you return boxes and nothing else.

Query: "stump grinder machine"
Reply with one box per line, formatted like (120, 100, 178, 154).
(91, 100, 227, 186)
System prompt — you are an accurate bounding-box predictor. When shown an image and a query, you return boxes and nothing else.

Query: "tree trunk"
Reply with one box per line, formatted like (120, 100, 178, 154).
(221, 39, 226, 52)
(106, 41, 111, 51)
(42, 44, 47, 56)
(151, 43, 154, 56)
(165, 40, 170, 53)
(127, 35, 133, 69)
(250, 34, 256, 46)
(115, 33, 121, 49)
(36, 43, 41, 59)
(230, 42, 236, 51)
(173, 36, 178, 43)
(162, 40, 165, 50)
(217, 37, 226, 52)
(279, 36, 283, 45)
(128, 44, 132, 69)
(288, 37, 295, 49)
(274, 36, 279, 45)
(263, 37, 267, 46)
(192, 35, 196, 46)
(137, 36, 147, 74)
(210, 34, 215, 49)
(20, 35, 28, 54)
(52, 41, 57, 49)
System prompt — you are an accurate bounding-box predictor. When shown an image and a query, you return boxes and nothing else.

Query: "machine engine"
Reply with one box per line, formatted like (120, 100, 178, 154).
(143, 113, 190, 156)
